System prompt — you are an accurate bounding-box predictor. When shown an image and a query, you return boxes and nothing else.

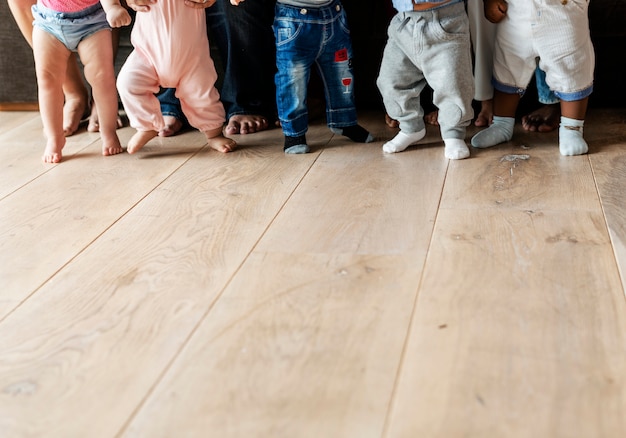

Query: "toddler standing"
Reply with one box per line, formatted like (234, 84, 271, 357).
(117, 0, 236, 154)
(377, 0, 474, 159)
(31, 0, 130, 162)
(234, 0, 373, 154)
(471, 0, 594, 156)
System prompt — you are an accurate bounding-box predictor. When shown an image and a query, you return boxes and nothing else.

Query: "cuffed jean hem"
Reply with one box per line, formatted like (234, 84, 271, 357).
(554, 85, 593, 102)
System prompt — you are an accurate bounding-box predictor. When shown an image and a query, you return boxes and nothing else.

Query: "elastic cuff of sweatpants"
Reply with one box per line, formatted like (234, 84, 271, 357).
(439, 125, 466, 140)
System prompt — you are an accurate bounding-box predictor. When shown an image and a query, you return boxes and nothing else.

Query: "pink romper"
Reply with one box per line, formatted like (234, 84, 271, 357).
(117, 0, 225, 133)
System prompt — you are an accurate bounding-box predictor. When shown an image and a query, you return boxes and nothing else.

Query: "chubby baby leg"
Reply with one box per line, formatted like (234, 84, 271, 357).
(128, 130, 158, 154)
(204, 127, 237, 153)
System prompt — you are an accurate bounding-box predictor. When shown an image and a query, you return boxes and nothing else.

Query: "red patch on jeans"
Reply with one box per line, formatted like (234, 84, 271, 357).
(335, 48, 348, 62)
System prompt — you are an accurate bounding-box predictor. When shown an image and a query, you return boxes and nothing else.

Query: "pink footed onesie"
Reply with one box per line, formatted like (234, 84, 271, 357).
(117, 0, 225, 133)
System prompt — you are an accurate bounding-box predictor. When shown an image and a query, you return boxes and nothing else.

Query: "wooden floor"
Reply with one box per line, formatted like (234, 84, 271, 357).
(1, 107, 626, 437)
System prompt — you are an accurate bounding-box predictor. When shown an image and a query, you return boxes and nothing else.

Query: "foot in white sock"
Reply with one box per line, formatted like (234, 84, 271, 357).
(559, 116, 588, 156)
(471, 116, 515, 148)
(382, 129, 426, 153)
(444, 138, 470, 160)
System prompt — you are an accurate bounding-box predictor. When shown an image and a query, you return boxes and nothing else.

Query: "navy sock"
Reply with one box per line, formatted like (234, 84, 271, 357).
(284, 135, 309, 154)
(330, 124, 374, 143)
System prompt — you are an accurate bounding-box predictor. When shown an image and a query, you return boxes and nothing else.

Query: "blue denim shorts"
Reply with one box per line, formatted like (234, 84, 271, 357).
(32, 3, 110, 52)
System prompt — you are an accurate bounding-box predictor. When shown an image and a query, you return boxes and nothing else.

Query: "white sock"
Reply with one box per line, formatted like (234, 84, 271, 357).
(444, 138, 470, 160)
(382, 129, 426, 153)
(559, 116, 588, 156)
(470, 115, 515, 148)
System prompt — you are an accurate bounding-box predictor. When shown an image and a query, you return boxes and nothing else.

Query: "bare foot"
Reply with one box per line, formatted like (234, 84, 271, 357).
(424, 110, 439, 126)
(474, 99, 493, 127)
(385, 113, 399, 128)
(42, 136, 66, 163)
(62, 96, 88, 136)
(158, 116, 184, 137)
(204, 127, 236, 153)
(521, 104, 560, 132)
(127, 130, 158, 154)
(87, 104, 124, 133)
(100, 132, 124, 156)
(224, 114, 269, 135)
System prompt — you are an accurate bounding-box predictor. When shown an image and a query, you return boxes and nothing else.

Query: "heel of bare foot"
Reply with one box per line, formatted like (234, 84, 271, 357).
(158, 116, 184, 137)
(127, 130, 158, 154)
(204, 128, 237, 153)
(63, 96, 88, 136)
(225, 114, 269, 135)
(87, 104, 124, 133)
(42, 137, 66, 163)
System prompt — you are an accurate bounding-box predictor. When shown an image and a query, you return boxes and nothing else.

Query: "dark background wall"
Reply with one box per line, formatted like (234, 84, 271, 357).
(1, 0, 624, 110)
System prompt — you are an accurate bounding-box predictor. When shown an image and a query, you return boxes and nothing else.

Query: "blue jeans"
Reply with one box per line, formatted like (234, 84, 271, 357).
(274, 0, 358, 137)
(31, 3, 110, 52)
(535, 67, 559, 105)
(157, 0, 276, 121)
(157, 88, 187, 125)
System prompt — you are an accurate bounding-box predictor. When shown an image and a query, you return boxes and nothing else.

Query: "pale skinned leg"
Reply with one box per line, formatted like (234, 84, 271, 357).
(62, 56, 90, 136)
(87, 28, 123, 133)
(32, 28, 70, 163)
(8, 0, 90, 136)
(77, 30, 123, 156)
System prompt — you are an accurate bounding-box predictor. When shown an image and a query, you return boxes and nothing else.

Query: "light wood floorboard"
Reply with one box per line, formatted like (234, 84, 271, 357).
(0, 109, 625, 438)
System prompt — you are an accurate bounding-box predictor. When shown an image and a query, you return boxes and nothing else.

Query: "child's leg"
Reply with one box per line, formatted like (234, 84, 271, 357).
(274, 7, 313, 154)
(274, 55, 311, 153)
(421, 3, 474, 159)
(468, 0, 496, 127)
(77, 30, 123, 157)
(376, 22, 428, 153)
(314, 9, 373, 145)
(558, 98, 589, 156)
(62, 55, 90, 136)
(86, 27, 123, 133)
(521, 67, 560, 133)
(471, 90, 520, 148)
(32, 28, 71, 163)
(175, 55, 235, 153)
(117, 51, 163, 153)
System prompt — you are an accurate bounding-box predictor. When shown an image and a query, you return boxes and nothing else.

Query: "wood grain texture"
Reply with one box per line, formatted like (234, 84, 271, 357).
(0, 130, 325, 437)
(588, 109, 626, 290)
(0, 109, 624, 438)
(0, 127, 210, 320)
(125, 253, 421, 438)
(387, 118, 626, 438)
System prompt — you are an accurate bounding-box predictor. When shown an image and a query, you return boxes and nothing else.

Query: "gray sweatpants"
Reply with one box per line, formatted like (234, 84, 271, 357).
(377, 2, 474, 140)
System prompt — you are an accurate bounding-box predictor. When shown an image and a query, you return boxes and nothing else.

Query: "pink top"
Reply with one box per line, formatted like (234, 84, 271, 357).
(40, 0, 99, 13)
